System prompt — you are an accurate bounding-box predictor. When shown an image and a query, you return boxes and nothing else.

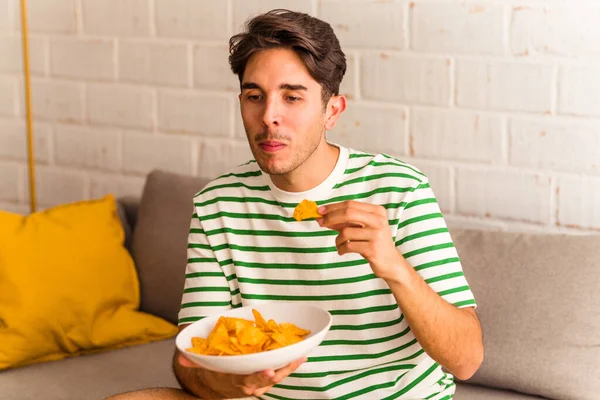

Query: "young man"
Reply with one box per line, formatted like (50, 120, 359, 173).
(111, 9, 483, 400)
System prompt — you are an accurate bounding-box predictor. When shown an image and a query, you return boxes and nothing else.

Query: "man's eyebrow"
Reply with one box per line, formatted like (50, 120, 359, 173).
(280, 83, 307, 91)
(240, 82, 308, 91)
(241, 82, 261, 90)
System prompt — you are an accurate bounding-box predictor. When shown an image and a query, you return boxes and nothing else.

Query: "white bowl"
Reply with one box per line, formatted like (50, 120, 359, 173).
(176, 303, 332, 375)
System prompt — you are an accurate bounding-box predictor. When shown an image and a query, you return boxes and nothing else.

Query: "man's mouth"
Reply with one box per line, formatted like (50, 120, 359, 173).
(259, 141, 286, 152)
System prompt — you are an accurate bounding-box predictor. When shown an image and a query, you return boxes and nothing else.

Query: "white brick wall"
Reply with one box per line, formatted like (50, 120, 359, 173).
(557, 175, 600, 230)
(27, 0, 77, 34)
(157, 90, 230, 136)
(0, 36, 46, 75)
(320, 0, 405, 50)
(456, 60, 556, 113)
(31, 79, 84, 123)
(54, 125, 121, 171)
(0, 76, 18, 117)
(193, 45, 238, 91)
(411, 3, 505, 55)
(456, 167, 553, 224)
(155, 0, 229, 40)
(0, 161, 23, 202)
(119, 41, 189, 87)
(328, 101, 407, 154)
(50, 38, 115, 81)
(0, 119, 51, 163)
(410, 108, 505, 163)
(86, 83, 154, 129)
(510, 118, 600, 174)
(232, 0, 313, 33)
(0, 0, 598, 234)
(122, 132, 193, 175)
(89, 172, 145, 199)
(35, 166, 88, 208)
(559, 65, 600, 118)
(511, 7, 600, 58)
(362, 55, 450, 106)
(0, 0, 17, 34)
(82, 0, 151, 36)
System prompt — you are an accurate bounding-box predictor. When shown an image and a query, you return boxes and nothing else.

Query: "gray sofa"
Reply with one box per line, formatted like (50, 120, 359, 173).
(1, 170, 598, 400)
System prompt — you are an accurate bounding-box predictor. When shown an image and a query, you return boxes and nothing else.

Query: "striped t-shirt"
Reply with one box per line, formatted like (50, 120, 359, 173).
(178, 144, 476, 400)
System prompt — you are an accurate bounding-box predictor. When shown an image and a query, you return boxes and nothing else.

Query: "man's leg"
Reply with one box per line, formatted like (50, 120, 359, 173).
(105, 388, 199, 399)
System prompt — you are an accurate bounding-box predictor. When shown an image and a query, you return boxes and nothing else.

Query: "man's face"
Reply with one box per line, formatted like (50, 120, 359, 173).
(239, 48, 328, 177)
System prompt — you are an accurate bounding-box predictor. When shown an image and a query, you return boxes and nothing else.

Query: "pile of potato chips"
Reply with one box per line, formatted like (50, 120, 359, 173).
(186, 309, 311, 356)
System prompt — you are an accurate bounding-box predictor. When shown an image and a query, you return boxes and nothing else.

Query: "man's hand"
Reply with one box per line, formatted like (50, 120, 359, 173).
(317, 200, 404, 281)
(318, 201, 484, 379)
(177, 353, 306, 398)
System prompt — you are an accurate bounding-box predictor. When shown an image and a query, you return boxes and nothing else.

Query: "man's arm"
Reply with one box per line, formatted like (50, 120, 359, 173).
(171, 325, 223, 399)
(384, 260, 483, 380)
(318, 200, 483, 380)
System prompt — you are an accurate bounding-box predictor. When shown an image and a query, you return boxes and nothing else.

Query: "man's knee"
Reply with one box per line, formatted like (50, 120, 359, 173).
(105, 388, 198, 400)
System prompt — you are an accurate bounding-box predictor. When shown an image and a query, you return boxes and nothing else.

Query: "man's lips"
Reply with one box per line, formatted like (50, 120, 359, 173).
(259, 141, 286, 152)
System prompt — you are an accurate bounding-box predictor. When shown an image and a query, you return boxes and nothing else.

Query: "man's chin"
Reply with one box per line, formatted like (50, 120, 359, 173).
(258, 164, 290, 176)
(256, 159, 293, 176)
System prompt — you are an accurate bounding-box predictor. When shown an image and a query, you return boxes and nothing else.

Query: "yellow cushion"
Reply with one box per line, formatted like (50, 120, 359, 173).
(0, 195, 178, 370)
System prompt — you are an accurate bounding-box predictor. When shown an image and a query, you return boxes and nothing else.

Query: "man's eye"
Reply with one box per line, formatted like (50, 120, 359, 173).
(247, 95, 261, 101)
(287, 96, 301, 102)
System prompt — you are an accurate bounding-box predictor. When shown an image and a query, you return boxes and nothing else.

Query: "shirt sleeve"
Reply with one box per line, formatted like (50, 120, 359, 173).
(177, 209, 232, 326)
(394, 176, 477, 309)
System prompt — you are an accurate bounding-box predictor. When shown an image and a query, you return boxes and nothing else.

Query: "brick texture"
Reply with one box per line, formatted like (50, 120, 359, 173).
(82, 0, 151, 36)
(411, 3, 505, 55)
(119, 41, 189, 87)
(0, 0, 598, 233)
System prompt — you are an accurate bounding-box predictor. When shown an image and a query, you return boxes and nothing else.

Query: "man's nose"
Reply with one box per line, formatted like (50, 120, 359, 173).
(262, 98, 281, 127)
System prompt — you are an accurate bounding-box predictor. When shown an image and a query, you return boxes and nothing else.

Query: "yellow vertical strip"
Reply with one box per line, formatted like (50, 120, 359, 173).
(20, 0, 36, 213)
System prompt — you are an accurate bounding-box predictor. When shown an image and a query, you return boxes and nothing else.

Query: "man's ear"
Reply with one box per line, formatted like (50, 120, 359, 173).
(324, 95, 347, 131)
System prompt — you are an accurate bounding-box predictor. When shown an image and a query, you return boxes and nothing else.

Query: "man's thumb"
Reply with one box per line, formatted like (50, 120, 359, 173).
(178, 354, 200, 368)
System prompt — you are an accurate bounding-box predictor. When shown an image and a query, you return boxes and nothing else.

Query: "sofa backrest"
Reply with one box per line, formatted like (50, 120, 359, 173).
(451, 229, 600, 400)
(127, 170, 210, 326)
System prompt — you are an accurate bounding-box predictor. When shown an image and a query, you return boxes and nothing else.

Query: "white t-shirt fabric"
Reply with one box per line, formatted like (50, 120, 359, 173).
(179, 144, 476, 400)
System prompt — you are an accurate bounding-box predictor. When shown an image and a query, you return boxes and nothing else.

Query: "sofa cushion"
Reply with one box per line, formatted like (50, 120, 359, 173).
(0, 341, 545, 400)
(132, 170, 210, 324)
(0, 339, 179, 400)
(455, 383, 547, 400)
(0, 195, 177, 371)
(451, 229, 600, 400)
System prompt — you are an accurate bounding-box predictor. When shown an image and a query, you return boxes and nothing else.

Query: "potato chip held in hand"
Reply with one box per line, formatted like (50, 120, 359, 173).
(293, 199, 322, 221)
(186, 309, 311, 356)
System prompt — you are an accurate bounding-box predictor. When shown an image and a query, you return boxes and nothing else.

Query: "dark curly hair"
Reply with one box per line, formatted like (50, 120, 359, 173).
(229, 9, 347, 105)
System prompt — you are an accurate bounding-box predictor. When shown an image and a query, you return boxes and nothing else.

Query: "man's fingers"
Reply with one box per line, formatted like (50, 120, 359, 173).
(320, 200, 381, 215)
(325, 222, 362, 231)
(177, 354, 201, 369)
(337, 238, 370, 256)
(319, 207, 381, 231)
(252, 385, 274, 397)
(335, 227, 374, 247)
(243, 369, 277, 390)
(272, 357, 308, 383)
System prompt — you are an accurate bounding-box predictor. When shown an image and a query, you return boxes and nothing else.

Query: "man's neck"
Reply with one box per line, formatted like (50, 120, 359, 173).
(270, 141, 340, 193)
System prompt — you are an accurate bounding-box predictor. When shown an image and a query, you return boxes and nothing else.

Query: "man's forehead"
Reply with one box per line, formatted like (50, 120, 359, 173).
(242, 48, 319, 89)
